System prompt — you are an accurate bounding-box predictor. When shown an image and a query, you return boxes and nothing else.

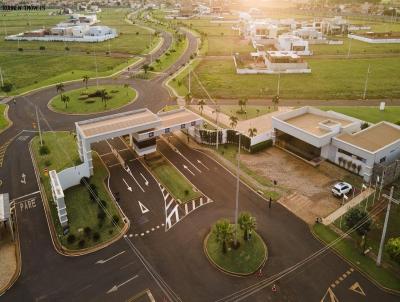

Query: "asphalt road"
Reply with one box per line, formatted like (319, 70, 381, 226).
(0, 14, 399, 302)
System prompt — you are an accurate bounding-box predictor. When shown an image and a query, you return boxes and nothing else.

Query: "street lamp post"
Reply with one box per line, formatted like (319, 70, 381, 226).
(234, 132, 241, 247)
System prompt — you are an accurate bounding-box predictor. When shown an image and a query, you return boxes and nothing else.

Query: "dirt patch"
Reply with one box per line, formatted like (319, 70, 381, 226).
(0, 230, 17, 292)
(240, 147, 359, 223)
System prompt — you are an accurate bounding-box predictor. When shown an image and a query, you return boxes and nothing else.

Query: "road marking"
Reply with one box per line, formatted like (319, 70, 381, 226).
(166, 199, 174, 210)
(125, 166, 145, 192)
(197, 159, 209, 170)
(20, 173, 27, 184)
(120, 261, 135, 270)
(17, 198, 37, 212)
(96, 250, 126, 264)
(11, 190, 40, 202)
(138, 201, 150, 214)
(123, 178, 133, 192)
(183, 164, 195, 176)
(349, 282, 366, 296)
(321, 287, 339, 302)
(140, 173, 149, 186)
(76, 284, 92, 294)
(106, 275, 139, 294)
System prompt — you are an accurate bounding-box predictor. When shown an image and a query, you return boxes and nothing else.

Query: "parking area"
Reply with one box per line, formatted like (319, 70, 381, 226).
(240, 147, 361, 224)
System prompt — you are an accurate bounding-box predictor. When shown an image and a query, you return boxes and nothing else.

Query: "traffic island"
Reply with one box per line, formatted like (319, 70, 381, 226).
(204, 221, 267, 276)
(31, 131, 127, 254)
(49, 84, 137, 114)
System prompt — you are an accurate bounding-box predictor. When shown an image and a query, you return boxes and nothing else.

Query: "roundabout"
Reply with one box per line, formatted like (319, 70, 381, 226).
(204, 219, 267, 276)
(48, 84, 137, 114)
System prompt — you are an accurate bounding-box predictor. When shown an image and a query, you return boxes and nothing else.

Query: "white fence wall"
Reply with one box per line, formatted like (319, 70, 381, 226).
(6, 33, 118, 43)
(251, 131, 272, 145)
(348, 34, 400, 44)
(57, 162, 91, 191)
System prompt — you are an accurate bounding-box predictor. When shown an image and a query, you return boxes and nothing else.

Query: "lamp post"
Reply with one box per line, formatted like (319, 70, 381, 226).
(234, 131, 241, 247)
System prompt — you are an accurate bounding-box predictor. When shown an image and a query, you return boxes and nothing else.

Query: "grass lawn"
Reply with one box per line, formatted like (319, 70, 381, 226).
(151, 35, 188, 72)
(186, 57, 400, 99)
(320, 106, 400, 124)
(50, 85, 136, 114)
(169, 58, 202, 97)
(219, 105, 275, 121)
(0, 104, 10, 130)
(159, 104, 180, 112)
(313, 224, 400, 291)
(145, 152, 201, 203)
(206, 227, 266, 275)
(32, 132, 123, 250)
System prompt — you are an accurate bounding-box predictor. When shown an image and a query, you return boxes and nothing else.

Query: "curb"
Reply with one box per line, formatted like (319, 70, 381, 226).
(46, 86, 139, 116)
(0, 209, 22, 296)
(0, 104, 13, 135)
(29, 136, 129, 257)
(310, 224, 400, 296)
(203, 231, 268, 277)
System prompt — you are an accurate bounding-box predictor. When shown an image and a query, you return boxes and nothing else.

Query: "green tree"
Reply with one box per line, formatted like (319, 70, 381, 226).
(272, 95, 280, 110)
(61, 94, 70, 109)
(82, 75, 89, 89)
(248, 127, 257, 138)
(198, 99, 206, 115)
(385, 237, 400, 265)
(1, 81, 13, 95)
(345, 208, 372, 237)
(238, 212, 257, 241)
(56, 82, 65, 98)
(212, 219, 234, 254)
(229, 115, 238, 129)
(100, 89, 109, 108)
(142, 64, 150, 74)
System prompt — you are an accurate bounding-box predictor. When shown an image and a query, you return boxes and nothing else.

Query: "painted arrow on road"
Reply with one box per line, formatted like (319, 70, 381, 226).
(21, 173, 26, 184)
(183, 164, 195, 176)
(197, 160, 209, 171)
(106, 275, 139, 294)
(123, 178, 132, 192)
(138, 201, 150, 214)
(140, 173, 149, 186)
(96, 250, 126, 264)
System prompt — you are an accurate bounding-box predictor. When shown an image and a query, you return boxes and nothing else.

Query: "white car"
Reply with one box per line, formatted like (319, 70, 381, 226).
(332, 182, 353, 198)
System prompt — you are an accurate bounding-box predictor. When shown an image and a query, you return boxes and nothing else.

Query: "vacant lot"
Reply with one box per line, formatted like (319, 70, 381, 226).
(187, 57, 400, 99)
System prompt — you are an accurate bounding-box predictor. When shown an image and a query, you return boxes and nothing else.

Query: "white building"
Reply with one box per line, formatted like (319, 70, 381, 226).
(272, 107, 400, 181)
(292, 27, 324, 41)
(264, 51, 311, 73)
(276, 34, 312, 56)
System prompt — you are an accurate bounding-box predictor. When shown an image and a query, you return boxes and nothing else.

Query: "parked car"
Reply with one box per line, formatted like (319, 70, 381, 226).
(332, 182, 353, 198)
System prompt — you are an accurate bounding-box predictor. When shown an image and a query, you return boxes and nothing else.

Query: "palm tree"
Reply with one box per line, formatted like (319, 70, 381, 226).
(100, 89, 109, 109)
(238, 212, 257, 241)
(56, 83, 65, 97)
(61, 94, 70, 109)
(248, 127, 257, 137)
(212, 219, 234, 254)
(185, 92, 192, 106)
(272, 95, 280, 110)
(229, 115, 238, 129)
(82, 75, 89, 89)
(198, 99, 206, 115)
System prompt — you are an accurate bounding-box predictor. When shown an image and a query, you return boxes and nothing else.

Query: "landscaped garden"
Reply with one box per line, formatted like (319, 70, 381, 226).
(32, 132, 124, 250)
(219, 105, 275, 121)
(144, 152, 201, 204)
(49, 84, 136, 114)
(205, 213, 267, 275)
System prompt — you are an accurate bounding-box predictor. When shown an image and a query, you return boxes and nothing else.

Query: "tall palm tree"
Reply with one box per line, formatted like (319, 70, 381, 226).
(56, 83, 65, 97)
(229, 115, 238, 129)
(61, 95, 70, 109)
(238, 212, 257, 241)
(212, 219, 234, 254)
(248, 127, 257, 138)
(82, 75, 89, 89)
(272, 95, 280, 110)
(100, 89, 109, 109)
(198, 99, 206, 115)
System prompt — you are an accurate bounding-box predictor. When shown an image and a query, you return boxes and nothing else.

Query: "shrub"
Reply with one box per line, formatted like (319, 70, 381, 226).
(98, 199, 108, 209)
(67, 234, 76, 244)
(386, 237, 400, 265)
(39, 46, 45, 50)
(39, 145, 50, 155)
(78, 239, 86, 248)
(112, 215, 120, 225)
(98, 211, 106, 221)
(44, 160, 52, 167)
(184, 189, 189, 196)
(18, 48, 23, 52)
(84, 227, 92, 237)
(65, 46, 70, 51)
(93, 232, 100, 242)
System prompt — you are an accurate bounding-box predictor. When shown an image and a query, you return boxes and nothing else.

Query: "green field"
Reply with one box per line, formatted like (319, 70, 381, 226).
(32, 132, 123, 250)
(50, 84, 136, 114)
(185, 57, 400, 99)
(313, 224, 400, 291)
(0, 8, 158, 95)
(145, 152, 201, 203)
(0, 104, 10, 130)
(321, 106, 400, 124)
(206, 228, 266, 275)
(151, 34, 188, 72)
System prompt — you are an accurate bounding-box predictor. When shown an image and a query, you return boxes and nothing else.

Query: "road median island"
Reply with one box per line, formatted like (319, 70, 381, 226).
(49, 84, 137, 114)
(143, 151, 201, 204)
(31, 131, 127, 255)
(204, 227, 267, 276)
(312, 223, 400, 293)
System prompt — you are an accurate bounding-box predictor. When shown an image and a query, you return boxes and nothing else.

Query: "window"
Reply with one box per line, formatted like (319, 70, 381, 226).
(380, 157, 386, 163)
(148, 132, 154, 138)
(181, 124, 186, 129)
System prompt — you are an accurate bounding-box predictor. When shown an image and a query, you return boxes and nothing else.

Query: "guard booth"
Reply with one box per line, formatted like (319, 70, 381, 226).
(0, 193, 14, 241)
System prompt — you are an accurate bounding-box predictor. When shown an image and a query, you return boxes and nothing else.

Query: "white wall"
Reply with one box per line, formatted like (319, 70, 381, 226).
(57, 162, 91, 191)
(348, 34, 400, 44)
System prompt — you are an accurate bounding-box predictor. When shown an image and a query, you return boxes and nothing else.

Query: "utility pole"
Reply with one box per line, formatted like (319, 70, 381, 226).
(377, 187, 399, 266)
(93, 45, 99, 88)
(35, 106, 43, 146)
(277, 72, 281, 96)
(363, 64, 371, 100)
(234, 132, 241, 247)
(188, 68, 191, 94)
